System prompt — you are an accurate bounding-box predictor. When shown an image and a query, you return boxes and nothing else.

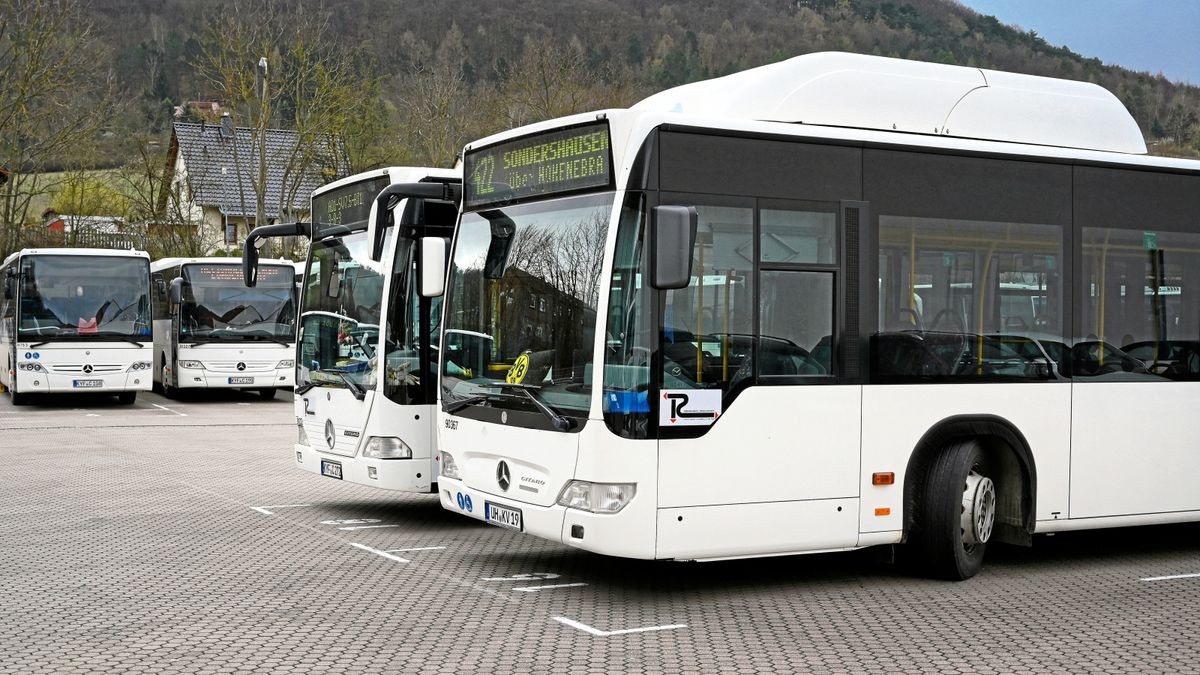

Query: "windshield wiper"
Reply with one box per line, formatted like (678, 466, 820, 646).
(330, 370, 366, 400)
(93, 331, 146, 347)
(494, 382, 574, 431)
(295, 382, 319, 395)
(246, 333, 290, 346)
(444, 394, 494, 413)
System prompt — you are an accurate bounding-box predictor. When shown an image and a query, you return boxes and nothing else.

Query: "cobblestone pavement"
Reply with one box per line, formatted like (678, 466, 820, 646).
(1, 390, 1198, 674)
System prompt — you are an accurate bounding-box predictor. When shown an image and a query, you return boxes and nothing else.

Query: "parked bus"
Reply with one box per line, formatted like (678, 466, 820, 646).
(433, 52, 1200, 579)
(150, 257, 296, 399)
(1, 247, 152, 405)
(244, 167, 459, 492)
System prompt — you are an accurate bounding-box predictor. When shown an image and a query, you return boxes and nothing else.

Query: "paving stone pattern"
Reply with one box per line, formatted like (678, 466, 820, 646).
(1, 391, 1198, 674)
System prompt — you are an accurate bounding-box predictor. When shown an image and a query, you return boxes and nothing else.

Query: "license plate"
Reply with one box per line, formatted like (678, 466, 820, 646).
(485, 501, 523, 531)
(320, 459, 343, 480)
(72, 379, 103, 388)
(228, 377, 254, 385)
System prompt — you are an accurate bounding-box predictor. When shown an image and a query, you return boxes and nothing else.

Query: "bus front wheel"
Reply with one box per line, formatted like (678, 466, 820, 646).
(160, 364, 178, 399)
(913, 439, 995, 580)
(117, 392, 137, 405)
(10, 391, 29, 406)
(259, 387, 277, 400)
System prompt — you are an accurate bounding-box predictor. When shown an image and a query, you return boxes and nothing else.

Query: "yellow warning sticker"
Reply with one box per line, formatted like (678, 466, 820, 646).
(506, 353, 530, 384)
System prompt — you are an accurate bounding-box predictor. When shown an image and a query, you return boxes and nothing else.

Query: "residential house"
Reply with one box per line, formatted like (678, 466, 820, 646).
(160, 115, 339, 252)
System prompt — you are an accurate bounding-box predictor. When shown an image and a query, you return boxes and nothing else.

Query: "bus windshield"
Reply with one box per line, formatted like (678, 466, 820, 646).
(297, 231, 384, 392)
(18, 255, 150, 339)
(441, 193, 611, 421)
(180, 264, 295, 341)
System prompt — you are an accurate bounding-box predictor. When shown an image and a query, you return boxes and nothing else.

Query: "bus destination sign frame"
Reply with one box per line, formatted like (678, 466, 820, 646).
(311, 175, 391, 237)
(464, 120, 614, 210)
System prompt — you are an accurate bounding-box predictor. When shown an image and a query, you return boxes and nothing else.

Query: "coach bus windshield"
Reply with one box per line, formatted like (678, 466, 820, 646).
(18, 255, 150, 339)
(180, 264, 295, 341)
(441, 193, 612, 423)
(296, 231, 385, 393)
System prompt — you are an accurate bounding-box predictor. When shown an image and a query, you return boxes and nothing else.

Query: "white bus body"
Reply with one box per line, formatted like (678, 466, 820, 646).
(285, 167, 459, 492)
(150, 257, 296, 398)
(436, 52, 1200, 579)
(1, 248, 153, 405)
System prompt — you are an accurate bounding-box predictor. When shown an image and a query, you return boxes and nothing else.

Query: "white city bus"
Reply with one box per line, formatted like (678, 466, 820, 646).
(244, 167, 459, 491)
(435, 52, 1200, 579)
(1, 248, 152, 405)
(150, 257, 297, 399)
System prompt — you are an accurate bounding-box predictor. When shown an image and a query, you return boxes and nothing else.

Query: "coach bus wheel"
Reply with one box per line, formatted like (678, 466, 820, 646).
(259, 387, 277, 400)
(915, 439, 995, 580)
(117, 392, 137, 405)
(160, 364, 178, 399)
(11, 391, 29, 406)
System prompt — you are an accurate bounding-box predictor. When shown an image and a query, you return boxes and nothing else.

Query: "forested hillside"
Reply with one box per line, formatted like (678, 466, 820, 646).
(3, 0, 1199, 250)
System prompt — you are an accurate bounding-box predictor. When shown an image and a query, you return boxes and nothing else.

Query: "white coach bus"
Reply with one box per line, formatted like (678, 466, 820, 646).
(1, 248, 152, 405)
(244, 167, 459, 492)
(435, 52, 1200, 579)
(150, 257, 297, 399)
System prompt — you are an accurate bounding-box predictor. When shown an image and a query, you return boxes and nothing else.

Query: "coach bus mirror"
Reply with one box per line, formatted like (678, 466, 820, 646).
(368, 194, 399, 263)
(155, 278, 167, 298)
(483, 212, 515, 280)
(419, 237, 446, 298)
(3, 270, 14, 300)
(169, 277, 184, 306)
(650, 205, 698, 290)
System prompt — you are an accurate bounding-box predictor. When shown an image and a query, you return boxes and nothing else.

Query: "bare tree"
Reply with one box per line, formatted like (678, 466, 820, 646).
(0, 0, 114, 254)
(117, 133, 217, 258)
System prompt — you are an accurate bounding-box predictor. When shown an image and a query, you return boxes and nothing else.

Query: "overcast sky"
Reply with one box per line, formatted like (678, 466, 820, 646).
(957, 0, 1200, 84)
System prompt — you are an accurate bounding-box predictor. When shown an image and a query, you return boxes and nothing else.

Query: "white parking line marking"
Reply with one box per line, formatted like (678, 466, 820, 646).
(151, 403, 187, 417)
(250, 504, 312, 515)
(514, 583, 587, 592)
(384, 546, 447, 553)
(351, 542, 409, 563)
(481, 573, 560, 582)
(552, 617, 686, 636)
(1141, 573, 1200, 581)
(338, 524, 399, 531)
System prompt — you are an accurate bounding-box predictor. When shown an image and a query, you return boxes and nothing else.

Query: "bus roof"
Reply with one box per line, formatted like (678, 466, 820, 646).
(150, 256, 292, 273)
(3, 247, 149, 268)
(311, 166, 460, 199)
(632, 51, 1145, 155)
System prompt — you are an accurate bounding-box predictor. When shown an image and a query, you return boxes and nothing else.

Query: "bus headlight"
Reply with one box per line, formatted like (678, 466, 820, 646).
(177, 360, 203, 370)
(126, 361, 152, 372)
(297, 417, 308, 445)
(440, 451, 460, 480)
(361, 436, 412, 459)
(277, 360, 294, 369)
(557, 481, 637, 514)
(17, 362, 45, 372)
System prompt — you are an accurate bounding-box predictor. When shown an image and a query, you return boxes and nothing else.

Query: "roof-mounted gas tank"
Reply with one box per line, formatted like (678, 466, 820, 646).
(632, 51, 1146, 155)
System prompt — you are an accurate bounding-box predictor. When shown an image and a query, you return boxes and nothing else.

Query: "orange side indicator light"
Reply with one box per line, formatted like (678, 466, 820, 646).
(875, 507, 891, 516)
(872, 472, 895, 486)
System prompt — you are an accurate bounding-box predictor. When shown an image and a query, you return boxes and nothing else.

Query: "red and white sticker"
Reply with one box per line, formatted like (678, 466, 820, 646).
(659, 389, 722, 426)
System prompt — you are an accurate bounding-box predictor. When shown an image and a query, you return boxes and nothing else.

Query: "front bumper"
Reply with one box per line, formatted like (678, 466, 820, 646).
(15, 370, 152, 394)
(294, 443, 432, 492)
(175, 368, 294, 389)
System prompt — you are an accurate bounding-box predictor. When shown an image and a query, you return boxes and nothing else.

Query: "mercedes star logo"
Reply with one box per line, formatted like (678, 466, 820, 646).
(496, 460, 511, 492)
(82, 364, 93, 374)
(324, 419, 336, 449)
(236, 362, 246, 371)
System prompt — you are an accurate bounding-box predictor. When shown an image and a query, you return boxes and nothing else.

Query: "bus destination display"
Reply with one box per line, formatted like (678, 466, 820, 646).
(188, 264, 291, 285)
(464, 121, 612, 209)
(311, 176, 389, 231)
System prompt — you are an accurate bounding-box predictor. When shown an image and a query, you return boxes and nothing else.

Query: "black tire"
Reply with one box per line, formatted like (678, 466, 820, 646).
(160, 363, 177, 399)
(259, 387, 277, 400)
(11, 391, 30, 406)
(117, 391, 137, 405)
(911, 439, 996, 580)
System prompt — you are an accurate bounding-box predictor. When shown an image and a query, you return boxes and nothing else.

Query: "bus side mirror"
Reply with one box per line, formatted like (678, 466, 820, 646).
(419, 237, 446, 298)
(650, 205, 698, 290)
(3, 272, 13, 300)
(242, 238, 260, 287)
(155, 278, 167, 298)
(169, 277, 184, 306)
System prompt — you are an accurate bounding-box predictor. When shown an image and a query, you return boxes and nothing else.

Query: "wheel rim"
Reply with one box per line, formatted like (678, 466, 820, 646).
(960, 469, 996, 549)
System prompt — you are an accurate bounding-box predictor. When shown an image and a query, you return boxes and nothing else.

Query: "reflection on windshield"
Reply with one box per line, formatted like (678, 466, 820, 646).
(297, 231, 384, 392)
(442, 193, 613, 417)
(181, 265, 295, 341)
(18, 255, 150, 338)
